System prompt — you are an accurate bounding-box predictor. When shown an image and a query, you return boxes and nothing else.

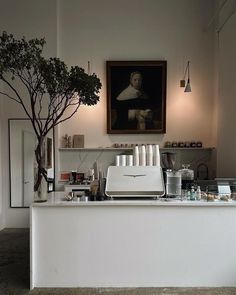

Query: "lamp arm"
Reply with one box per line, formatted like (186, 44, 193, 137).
(183, 61, 190, 80)
(187, 61, 190, 80)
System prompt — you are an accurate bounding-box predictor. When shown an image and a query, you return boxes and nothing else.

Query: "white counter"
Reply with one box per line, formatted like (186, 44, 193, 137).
(32, 192, 236, 207)
(30, 192, 236, 289)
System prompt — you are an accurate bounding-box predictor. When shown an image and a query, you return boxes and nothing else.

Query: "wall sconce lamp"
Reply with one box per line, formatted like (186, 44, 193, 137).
(180, 61, 192, 92)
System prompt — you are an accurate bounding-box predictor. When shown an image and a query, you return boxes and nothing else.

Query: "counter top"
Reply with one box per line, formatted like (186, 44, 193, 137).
(31, 192, 236, 207)
(31, 190, 236, 288)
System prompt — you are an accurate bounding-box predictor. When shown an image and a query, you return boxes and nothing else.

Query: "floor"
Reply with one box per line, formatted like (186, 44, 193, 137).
(1, 229, 236, 295)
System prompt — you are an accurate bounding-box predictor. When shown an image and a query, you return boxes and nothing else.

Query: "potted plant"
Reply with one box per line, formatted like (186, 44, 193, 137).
(0, 31, 102, 201)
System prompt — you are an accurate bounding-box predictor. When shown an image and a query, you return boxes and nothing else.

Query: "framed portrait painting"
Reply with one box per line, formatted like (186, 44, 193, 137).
(106, 60, 167, 134)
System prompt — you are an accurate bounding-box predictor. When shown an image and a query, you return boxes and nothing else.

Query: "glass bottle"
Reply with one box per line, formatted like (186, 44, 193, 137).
(196, 186, 201, 200)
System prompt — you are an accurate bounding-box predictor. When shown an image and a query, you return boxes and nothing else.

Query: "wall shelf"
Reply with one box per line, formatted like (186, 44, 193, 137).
(160, 147, 215, 151)
(58, 147, 217, 181)
(58, 147, 133, 151)
(58, 147, 215, 152)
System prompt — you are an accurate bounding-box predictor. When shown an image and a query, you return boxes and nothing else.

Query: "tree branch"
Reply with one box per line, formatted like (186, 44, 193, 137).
(1, 76, 32, 119)
(0, 91, 21, 104)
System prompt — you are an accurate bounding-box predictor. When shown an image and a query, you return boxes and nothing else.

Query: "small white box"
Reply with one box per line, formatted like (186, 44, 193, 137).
(105, 166, 165, 198)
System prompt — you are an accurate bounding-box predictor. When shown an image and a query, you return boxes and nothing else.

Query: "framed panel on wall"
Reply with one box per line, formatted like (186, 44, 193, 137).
(106, 60, 167, 134)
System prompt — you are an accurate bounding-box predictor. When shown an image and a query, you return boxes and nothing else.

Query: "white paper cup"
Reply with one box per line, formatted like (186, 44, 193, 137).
(127, 155, 133, 166)
(121, 155, 126, 166)
(115, 155, 121, 166)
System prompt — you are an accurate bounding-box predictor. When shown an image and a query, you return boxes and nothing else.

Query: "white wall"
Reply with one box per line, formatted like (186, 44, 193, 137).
(58, 0, 216, 148)
(0, 81, 4, 230)
(0, 0, 58, 227)
(216, 0, 236, 177)
(0, 0, 217, 227)
(0, 0, 57, 56)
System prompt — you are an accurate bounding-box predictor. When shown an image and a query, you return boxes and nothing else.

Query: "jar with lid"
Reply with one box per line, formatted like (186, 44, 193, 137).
(179, 164, 194, 190)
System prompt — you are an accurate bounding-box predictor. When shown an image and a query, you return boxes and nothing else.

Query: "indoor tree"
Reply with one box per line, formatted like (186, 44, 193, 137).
(0, 31, 102, 200)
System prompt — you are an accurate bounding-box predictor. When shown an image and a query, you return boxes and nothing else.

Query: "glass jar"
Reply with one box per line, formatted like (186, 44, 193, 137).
(179, 164, 194, 190)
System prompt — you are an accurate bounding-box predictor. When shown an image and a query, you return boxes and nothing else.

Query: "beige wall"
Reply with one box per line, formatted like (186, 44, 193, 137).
(217, 0, 236, 177)
(58, 0, 216, 148)
(0, 0, 58, 227)
(0, 82, 4, 230)
(0, 0, 217, 227)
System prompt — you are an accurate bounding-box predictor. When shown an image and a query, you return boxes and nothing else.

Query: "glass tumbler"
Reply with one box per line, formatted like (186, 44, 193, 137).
(166, 170, 182, 197)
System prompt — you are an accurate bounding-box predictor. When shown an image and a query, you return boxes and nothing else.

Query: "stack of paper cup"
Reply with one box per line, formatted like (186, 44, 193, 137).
(146, 144, 153, 166)
(140, 145, 146, 166)
(115, 154, 133, 166)
(121, 155, 127, 166)
(133, 145, 140, 166)
(127, 155, 133, 166)
(129, 144, 160, 167)
(153, 144, 160, 166)
(115, 155, 121, 166)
